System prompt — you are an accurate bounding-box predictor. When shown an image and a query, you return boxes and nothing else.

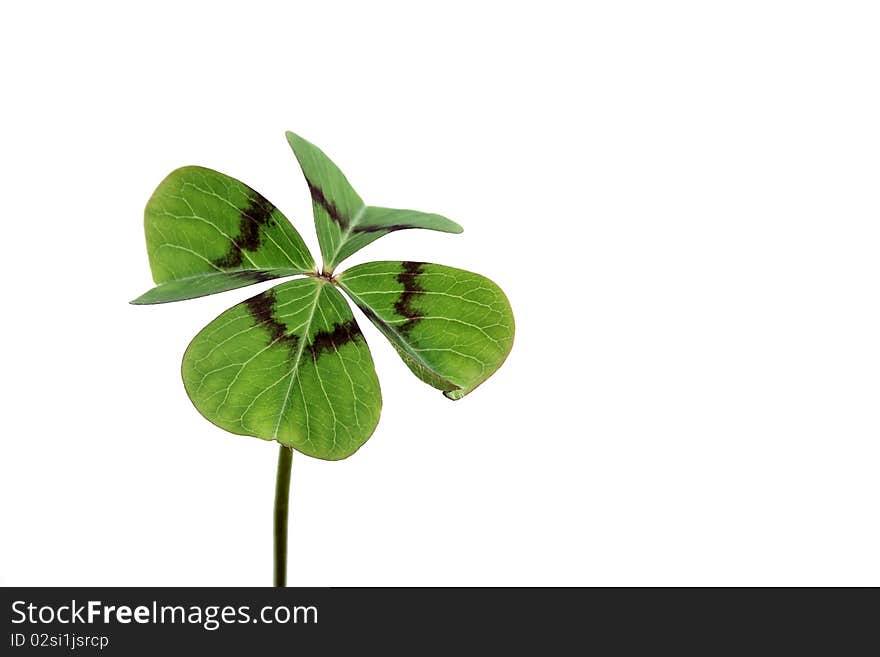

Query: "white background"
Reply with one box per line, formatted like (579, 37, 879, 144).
(2, 1, 878, 586)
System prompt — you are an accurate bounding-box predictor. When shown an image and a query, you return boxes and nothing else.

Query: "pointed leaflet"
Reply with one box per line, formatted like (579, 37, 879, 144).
(182, 278, 381, 460)
(337, 262, 514, 400)
(133, 166, 315, 304)
(286, 132, 463, 271)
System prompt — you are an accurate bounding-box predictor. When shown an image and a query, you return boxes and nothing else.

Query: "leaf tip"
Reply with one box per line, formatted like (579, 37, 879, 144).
(284, 130, 305, 147)
(129, 288, 172, 305)
(431, 214, 464, 234)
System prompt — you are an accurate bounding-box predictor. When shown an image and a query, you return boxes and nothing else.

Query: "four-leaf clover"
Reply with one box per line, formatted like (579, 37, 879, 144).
(133, 132, 515, 461)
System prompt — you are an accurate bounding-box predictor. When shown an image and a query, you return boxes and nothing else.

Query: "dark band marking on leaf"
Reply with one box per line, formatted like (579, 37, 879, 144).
(212, 247, 245, 268)
(308, 319, 362, 359)
(212, 195, 277, 268)
(231, 270, 276, 283)
(243, 289, 300, 350)
(352, 223, 409, 234)
(394, 261, 425, 333)
(303, 177, 419, 240)
(305, 178, 348, 230)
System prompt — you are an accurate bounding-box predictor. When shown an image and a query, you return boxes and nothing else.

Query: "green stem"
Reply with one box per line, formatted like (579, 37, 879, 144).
(274, 445, 292, 587)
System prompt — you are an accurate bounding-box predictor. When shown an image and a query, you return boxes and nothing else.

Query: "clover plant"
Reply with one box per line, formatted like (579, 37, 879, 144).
(133, 132, 515, 585)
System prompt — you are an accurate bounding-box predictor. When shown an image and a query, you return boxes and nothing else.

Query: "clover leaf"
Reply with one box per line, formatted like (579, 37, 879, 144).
(134, 132, 514, 585)
(286, 132, 463, 271)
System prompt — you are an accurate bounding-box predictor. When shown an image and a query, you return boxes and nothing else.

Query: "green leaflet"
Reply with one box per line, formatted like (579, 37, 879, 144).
(337, 262, 515, 400)
(285, 132, 463, 271)
(182, 278, 382, 460)
(134, 166, 314, 304)
(132, 269, 303, 305)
